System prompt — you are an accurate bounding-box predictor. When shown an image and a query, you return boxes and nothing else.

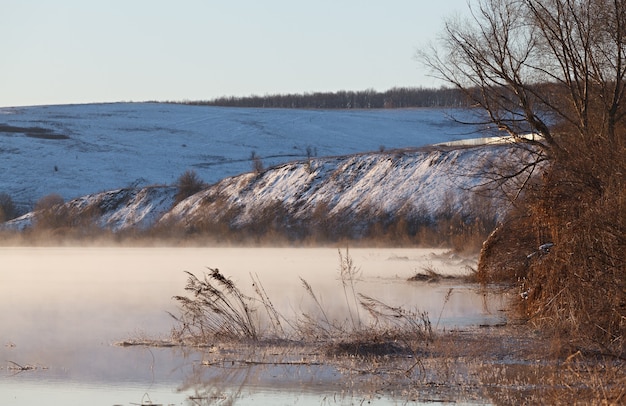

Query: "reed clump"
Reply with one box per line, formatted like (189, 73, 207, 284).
(171, 268, 259, 342)
(170, 249, 434, 357)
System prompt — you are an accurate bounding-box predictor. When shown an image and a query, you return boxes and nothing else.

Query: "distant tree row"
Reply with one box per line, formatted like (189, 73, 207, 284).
(178, 87, 470, 109)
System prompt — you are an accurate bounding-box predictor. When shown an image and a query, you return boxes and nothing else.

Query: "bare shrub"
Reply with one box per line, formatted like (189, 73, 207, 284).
(250, 151, 264, 174)
(522, 144, 626, 356)
(359, 198, 497, 251)
(478, 133, 626, 356)
(33, 193, 67, 230)
(193, 193, 239, 231)
(243, 199, 293, 241)
(307, 200, 336, 241)
(174, 169, 206, 205)
(476, 209, 537, 284)
(34, 193, 64, 212)
(0, 192, 18, 222)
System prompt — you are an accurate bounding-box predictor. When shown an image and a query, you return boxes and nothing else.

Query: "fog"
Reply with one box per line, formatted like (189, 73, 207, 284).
(1, 247, 505, 404)
(1, 246, 497, 338)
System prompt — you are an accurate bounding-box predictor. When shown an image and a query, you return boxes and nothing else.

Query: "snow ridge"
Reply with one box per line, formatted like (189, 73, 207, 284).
(4, 144, 531, 233)
(0, 103, 536, 235)
(160, 144, 524, 233)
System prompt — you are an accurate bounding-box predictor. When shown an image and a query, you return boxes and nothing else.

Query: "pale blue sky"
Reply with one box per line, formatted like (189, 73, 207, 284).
(1, 1, 469, 107)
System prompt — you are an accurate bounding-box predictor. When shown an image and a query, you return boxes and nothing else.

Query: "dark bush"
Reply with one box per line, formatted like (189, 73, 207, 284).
(34, 193, 64, 211)
(174, 170, 206, 205)
(32, 194, 67, 230)
(0, 192, 18, 222)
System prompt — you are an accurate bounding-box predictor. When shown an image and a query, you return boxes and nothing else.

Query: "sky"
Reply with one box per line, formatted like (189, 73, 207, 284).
(0, 1, 470, 107)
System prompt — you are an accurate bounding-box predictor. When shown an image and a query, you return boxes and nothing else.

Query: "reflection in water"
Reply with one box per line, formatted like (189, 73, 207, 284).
(0, 247, 505, 404)
(177, 356, 379, 405)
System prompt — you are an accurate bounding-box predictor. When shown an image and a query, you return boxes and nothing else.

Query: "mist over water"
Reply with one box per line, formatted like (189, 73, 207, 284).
(1, 247, 505, 404)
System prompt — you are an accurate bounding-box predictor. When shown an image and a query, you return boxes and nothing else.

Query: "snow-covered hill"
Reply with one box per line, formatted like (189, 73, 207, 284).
(162, 144, 531, 233)
(2, 103, 537, 238)
(3, 143, 536, 236)
(0, 103, 487, 209)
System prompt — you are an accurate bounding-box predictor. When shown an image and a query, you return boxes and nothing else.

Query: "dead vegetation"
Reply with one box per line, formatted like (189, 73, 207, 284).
(159, 249, 626, 404)
(419, 0, 626, 367)
(0, 190, 497, 249)
(1, 149, 502, 250)
(477, 139, 626, 359)
(6, 360, 37, 371)
(408, 265, 460, 283)
(3, 360, 48, 376)
(169, 249, 434, 354)
(170, 268, 260, 341)
(159, 315, 626, 405)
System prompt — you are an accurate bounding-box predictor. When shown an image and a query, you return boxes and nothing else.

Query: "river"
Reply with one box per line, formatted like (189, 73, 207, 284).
(1, 247, 505, 405)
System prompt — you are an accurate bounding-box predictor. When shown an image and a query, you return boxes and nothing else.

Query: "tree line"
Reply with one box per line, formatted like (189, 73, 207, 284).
(177, 87, 470, 109)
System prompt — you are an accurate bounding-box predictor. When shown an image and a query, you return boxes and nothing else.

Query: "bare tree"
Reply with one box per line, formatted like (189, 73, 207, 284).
(421, 0, 625, 156)
(421, 0, 626, 356)
(527, 0, 626, 144)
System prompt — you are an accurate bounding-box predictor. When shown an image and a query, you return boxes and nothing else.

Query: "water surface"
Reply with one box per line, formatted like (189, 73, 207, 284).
(1, 247, 504, 405)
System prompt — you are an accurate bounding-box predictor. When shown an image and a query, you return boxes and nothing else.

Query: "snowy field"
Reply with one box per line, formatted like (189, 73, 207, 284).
(0, 103, 486, 209)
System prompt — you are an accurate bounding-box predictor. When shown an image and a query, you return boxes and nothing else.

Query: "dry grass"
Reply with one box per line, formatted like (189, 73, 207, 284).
(131, 322, 625, 404)
(169, 249, 434, 352)
(408, 264, 459, 283)
(132, 248, 626, 404)
(170, 268, 259, 341)
(477, 131, 626, 359)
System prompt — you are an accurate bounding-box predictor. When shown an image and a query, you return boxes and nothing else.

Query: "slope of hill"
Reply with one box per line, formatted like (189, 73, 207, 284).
(0, 103, 486, 210)
(3, 142, 536, 242)
(1, 103, 536, 243)
(161, 144, 530, 235)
